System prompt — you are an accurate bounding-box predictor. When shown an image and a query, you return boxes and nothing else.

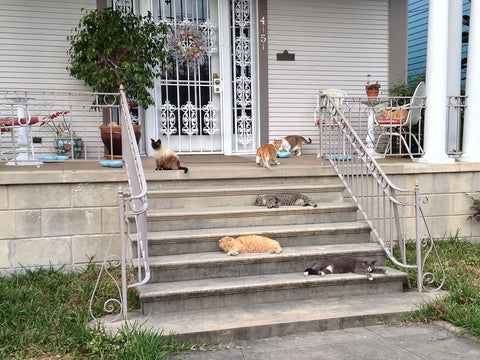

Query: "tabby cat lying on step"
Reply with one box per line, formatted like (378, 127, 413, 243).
(304, 257, 386, 281)
(254, 193, 317, 208)
(218, 235, 283, 256)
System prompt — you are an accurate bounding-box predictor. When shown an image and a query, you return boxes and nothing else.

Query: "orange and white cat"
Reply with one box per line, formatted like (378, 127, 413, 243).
(218, 235, 283, 256)
(151, 138, 188, 173)
(256, 141, 282, 169)
(378, 109, 408, 123)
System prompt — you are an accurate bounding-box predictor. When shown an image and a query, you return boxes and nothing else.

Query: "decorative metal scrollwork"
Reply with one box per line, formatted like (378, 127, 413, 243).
(202, 101, 219, 135)
(160, 101, 178, 136)
(235, 75, 252, 107)
(181, 101, 199, 135)
(89, 253, 124, 324)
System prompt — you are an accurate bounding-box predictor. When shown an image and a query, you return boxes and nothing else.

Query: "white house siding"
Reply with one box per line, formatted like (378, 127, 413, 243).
(0, 0, 103, 158)
(267, 0, 389, 154)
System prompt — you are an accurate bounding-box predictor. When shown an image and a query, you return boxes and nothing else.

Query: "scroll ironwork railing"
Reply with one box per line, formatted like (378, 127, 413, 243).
(315, 91, 445, 292)
(118, 86, 149, 319)
(89, 86, 149, 323)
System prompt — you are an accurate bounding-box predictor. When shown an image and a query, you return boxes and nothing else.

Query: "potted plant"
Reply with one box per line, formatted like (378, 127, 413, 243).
(365, 74, 381, 100)
(67, 8, 169, 158)
(40, 111, 84, 158)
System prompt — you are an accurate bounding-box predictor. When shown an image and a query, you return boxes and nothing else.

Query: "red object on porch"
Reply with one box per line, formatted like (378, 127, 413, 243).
(375, 117, 406, 126)
(0, 116, 39, 132)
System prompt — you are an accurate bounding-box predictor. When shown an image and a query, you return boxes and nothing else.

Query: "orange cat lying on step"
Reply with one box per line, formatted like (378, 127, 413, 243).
(218, 235, 283, 256)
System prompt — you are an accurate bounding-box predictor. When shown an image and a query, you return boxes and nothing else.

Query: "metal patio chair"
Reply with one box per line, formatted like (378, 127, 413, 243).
(373, 81, 425, 159)
(0, 104, 39, 164)
(315, 88, 350, 159)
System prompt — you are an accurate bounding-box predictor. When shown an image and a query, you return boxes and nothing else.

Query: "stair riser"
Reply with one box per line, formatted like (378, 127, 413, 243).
(145, 253, 385, 283)
(133, 231, 370, 256)
(147, 191, 343, 209)
(170, 312, 407, 344)
(146, 176, 339, 190)
(145, 210, 357, 232)
(141, 278, 404, 314)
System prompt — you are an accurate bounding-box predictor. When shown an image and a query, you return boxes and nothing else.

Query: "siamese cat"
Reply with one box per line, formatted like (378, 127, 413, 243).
(151, 138, 188, 173)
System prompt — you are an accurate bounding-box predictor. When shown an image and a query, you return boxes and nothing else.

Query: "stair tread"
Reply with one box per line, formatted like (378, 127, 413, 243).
(147, 183, 344, 196)
(132, 221, 370, 241)
(144, 243, 384, 267)
(103, 291, 447, 341)
(144, 201, 356, 217)
(137, 267, 407, 299)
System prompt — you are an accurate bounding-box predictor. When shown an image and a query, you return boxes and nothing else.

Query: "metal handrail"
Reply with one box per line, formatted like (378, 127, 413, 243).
(315, 92, 444, 292)
(118, 85, 150, 319)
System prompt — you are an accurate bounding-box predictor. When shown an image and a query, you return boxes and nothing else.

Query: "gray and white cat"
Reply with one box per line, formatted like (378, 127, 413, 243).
(254, 193, 317, 208)
(278, 135, 312, 156)
(304, 257, 385, 281)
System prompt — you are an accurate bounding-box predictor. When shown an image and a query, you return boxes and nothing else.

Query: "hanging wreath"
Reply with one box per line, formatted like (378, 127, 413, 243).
(168, 27, 207, 67)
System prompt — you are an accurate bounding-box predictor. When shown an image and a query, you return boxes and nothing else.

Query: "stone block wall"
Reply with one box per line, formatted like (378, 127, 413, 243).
(0, 170, 127, 275)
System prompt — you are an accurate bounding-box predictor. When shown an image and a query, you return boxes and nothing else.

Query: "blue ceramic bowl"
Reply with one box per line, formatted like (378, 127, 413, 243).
(100, 160, 123, 168)
(277, 151, 292, 158)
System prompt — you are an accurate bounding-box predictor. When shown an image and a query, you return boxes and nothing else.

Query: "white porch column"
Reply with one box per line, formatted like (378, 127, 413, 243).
(447, 0, 463, 154)
(417, 0, 454, 164)
(459, 0, 480, 162)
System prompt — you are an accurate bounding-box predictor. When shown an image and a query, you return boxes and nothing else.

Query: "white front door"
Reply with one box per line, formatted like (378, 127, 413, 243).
(148, 0, 257, 155)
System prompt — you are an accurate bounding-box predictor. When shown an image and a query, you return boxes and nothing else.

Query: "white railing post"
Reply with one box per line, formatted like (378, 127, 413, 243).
(119, 188, 128, 319)
(415, 181, 423, 292)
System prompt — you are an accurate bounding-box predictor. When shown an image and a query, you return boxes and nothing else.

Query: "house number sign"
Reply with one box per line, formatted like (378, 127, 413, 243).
(259, 16, 267, 51)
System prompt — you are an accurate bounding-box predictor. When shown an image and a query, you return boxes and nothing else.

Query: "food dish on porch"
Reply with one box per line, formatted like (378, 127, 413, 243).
(100, 160, 123, 168)
(276, 151, 291, 158)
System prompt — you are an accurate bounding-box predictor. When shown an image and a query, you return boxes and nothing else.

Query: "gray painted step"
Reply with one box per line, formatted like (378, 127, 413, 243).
(104, 291, 446, 343)
(131, 221, 371, 255)
(147, 183, 345, 208)
(141, 243, 386, 283)
(143, 202, 358, 231)
(138, 268, 407, 314)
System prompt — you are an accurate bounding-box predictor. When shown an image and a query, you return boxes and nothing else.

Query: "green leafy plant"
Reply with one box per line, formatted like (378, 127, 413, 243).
(67, 8, 170, 109)
(466, 193, 480, 222)
(388, 73, 426, 97)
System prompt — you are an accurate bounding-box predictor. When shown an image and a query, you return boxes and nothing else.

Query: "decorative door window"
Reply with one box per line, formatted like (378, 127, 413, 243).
(155, 0, 220, 152)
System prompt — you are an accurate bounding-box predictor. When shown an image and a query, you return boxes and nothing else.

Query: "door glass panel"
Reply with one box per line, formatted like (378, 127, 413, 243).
(155, 0, 220, 153)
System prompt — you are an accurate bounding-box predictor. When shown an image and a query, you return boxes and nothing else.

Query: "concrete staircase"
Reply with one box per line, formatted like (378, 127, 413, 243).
(123, 158, 440, 342)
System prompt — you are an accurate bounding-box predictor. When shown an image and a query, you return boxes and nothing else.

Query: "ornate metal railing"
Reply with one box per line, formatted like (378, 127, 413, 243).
(89, 86, 149, 323)
(315, 91, 445, 292)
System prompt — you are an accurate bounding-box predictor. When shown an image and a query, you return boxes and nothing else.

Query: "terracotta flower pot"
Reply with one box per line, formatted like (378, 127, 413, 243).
(366, 89, 379, 101)
(99, 124, 141, 160)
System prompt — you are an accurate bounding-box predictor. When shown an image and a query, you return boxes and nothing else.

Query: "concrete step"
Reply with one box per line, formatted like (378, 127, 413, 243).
(138, 267, 407, 315)
(131, 221, 371, 256)
(140, 243, 386, 283)
(146, 183, 345, 208)
(104, 290, 446, 343)
(142, 202, 358, 231)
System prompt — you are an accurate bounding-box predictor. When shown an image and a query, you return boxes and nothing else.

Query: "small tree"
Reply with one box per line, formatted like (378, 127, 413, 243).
(67, 8, 169, 109)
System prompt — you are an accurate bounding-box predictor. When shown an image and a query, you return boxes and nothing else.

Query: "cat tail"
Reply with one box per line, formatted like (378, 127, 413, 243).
(262, 154, 272, 169)
(179, 166, 188, 173)
(303, 268, 319, 276)
(302, 137, 312, 144)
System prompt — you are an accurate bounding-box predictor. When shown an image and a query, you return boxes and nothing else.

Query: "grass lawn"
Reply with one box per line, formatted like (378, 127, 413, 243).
(1, 235, 479, 359)
(388, 234, 480, 338)
(0, 263, 195, 359)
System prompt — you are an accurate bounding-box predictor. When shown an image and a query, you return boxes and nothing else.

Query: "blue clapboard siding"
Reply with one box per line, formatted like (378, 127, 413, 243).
(408, 0, 470, 84)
